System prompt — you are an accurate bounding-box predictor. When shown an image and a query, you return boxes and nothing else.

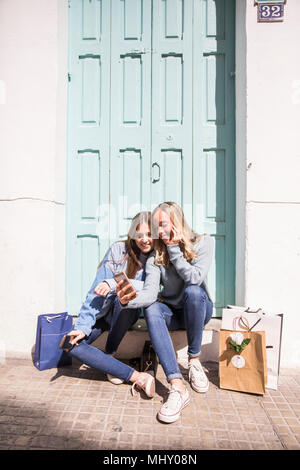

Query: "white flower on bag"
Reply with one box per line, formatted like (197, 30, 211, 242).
(230, 332, 244, 346)
(229, 333, 251, 354)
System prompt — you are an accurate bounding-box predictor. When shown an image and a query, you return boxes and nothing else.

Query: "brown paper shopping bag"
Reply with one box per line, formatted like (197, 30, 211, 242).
(219, 329, 267, 395)
(222, 306, 283, 390)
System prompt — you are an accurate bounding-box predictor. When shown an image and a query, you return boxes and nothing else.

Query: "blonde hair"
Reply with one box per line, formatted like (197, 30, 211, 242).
(152, 202, 203, 267)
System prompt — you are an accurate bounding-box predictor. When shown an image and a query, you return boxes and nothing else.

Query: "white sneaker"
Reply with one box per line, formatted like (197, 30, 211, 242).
(107, 374, 125, 385)
(188, 360, 209, 393)
(157, 384, 190, 423)
(131, 372, 155, 398)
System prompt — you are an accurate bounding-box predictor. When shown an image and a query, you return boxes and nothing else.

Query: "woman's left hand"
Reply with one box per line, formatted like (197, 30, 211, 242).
(94, 281, 110, 297)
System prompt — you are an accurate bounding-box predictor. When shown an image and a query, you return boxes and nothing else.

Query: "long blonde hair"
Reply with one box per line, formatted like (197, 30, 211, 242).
(152, 202, 202, 267)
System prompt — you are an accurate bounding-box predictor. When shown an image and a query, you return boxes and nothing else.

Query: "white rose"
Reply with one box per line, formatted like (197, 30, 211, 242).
(230, 332, 244, 345)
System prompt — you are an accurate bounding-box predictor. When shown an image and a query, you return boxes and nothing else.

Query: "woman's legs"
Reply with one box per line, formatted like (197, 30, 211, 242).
(68, 317, 135, 383)
(144, 287, 212, 375)
(144, 302, 191, 423)
(144, 302, 183, 384)
(105, 297, 141, 355)
(181, 285, 213, 393)
(182, 285, 213, 358)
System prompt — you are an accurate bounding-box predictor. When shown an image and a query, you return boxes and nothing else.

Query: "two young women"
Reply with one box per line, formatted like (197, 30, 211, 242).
(68, 202, 214, 423)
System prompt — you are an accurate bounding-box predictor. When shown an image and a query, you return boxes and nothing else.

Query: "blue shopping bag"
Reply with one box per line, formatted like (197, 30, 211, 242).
(33, 312, 73, 371)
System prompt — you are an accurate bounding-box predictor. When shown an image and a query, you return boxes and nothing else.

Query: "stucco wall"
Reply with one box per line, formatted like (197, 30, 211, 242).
(244, 0, 300, 366)
(0, 0, 68, 358)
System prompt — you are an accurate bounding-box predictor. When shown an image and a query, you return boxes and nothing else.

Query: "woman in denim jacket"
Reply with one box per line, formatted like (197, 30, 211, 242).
(67, 211, 155, 398)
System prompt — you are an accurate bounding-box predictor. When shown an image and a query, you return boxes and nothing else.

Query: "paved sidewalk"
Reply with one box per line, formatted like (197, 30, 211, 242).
(0, 357, 300, 450)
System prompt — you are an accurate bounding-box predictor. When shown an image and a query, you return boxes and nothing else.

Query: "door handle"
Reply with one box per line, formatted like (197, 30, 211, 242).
(151, 162, 161, 183)
(130, 48, 148, 55)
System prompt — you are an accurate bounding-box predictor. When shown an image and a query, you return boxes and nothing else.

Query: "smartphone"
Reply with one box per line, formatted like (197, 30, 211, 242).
(59, 334, 74, 352)
(113, 272, 135, 293)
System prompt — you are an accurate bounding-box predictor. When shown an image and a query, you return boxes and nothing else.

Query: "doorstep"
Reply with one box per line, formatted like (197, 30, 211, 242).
(93, 317, 222, 363)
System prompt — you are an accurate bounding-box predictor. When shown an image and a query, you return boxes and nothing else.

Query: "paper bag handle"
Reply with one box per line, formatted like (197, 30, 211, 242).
(233, 316, 249, 331)
(226, 306, 263, 314)
(233, 315, 262, 331)
(245, 307, 263, 314)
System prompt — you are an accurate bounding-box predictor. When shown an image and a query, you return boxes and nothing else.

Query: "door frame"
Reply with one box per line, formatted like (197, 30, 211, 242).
(235, 0, 247, 306)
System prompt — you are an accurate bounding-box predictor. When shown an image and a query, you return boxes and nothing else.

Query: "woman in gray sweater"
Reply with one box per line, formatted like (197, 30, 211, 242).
(121, 202, 214, 423)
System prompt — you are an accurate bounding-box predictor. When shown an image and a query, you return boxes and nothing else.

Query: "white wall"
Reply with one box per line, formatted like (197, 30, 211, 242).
(244, 0, 300, 366)
(0, 0, 68, 358)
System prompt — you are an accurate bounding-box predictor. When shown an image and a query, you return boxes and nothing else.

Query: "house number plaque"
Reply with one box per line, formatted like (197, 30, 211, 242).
(255, 0, 286, 23)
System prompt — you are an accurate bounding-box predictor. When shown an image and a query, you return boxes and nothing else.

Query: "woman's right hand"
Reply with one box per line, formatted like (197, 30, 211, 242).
(116, 280, 137, 305)
(94, 281, 110, 297)
(163, 223, 183, 245)
(68, 330, 86, 346)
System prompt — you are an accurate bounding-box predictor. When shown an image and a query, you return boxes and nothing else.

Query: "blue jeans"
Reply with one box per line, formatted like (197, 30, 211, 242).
(68, 296, 140, 382)
(144, 285, 213, 382)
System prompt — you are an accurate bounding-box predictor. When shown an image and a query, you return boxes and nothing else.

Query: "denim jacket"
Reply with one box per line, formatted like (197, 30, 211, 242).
(74, 240, 149, 337)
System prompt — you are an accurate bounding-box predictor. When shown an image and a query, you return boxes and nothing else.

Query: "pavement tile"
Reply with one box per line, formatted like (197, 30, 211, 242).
(234, 441, 252, 450)
(200, 438, 218, 449)
(1, 359, 300, 450)
(120, 422, 138, 433)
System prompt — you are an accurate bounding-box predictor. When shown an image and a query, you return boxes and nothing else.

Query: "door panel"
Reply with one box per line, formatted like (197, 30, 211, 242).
(67, 0, 236, 316)
(193, 0, 236, 315)
(67, 0, 111, 314)
(151, 0, 193, 213)
(110, 0, 152, 239)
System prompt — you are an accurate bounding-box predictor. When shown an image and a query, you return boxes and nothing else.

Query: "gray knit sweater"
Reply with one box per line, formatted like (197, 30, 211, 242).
(127, 234, 214, 309)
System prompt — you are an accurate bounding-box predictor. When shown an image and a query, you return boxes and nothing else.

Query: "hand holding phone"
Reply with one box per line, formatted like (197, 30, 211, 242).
(113, 272, 134, 291)
(114, 272, 137, 305)
(59, 334, 74, 352)
(59, 330, 86, 350)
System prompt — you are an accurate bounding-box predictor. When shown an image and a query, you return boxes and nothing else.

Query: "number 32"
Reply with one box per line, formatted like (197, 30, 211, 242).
(261, 5, 281, 18)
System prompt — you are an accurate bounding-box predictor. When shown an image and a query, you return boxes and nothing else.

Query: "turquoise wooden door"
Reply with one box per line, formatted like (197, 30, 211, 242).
(67, 0, 235, 316)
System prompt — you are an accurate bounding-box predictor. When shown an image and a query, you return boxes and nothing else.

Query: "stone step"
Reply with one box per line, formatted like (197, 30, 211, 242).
(93, 317, 222, 363)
